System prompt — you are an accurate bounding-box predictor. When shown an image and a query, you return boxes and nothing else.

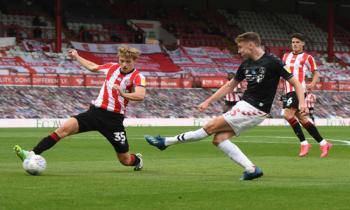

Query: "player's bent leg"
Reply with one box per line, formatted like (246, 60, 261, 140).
(283, 107, 297, 120)
(13, 118, 80, 160)
(213, 131, 263, 181)
(144, 116, 232, 150)
(117, 153, 143, 171)
(32, 117, 79, 155)
(296, 112, 332, 157)
(284, 108, 310, 156)
(144, 117, 230, 149)
(54, 117, 80, 138)
(212, 131, 235, 146)
(203, 116, 234, 135)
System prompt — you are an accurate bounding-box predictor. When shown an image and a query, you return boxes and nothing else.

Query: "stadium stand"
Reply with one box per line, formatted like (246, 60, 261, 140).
(1, 86, 349, 119)
(0, 0, 349, 120)
(218, 9, 349, 53)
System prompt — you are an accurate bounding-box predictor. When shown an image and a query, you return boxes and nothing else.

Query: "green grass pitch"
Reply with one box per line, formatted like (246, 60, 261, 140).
(0, 126, 349, 210)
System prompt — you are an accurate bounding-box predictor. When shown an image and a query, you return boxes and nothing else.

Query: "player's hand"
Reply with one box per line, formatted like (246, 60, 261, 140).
(197, 101, 210, 112)
(68, 49, 79, 59)
(113, 84, 124, 96)
(306, 83, 315, 90)
(299, 103, 308, 114)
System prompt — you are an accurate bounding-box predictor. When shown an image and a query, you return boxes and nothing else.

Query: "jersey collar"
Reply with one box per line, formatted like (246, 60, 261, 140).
(292, 51, 304, 55)
(120, 68, 136, 75)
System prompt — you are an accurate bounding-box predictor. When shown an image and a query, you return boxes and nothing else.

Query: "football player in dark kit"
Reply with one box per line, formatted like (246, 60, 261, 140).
(145, 32, 306, 181)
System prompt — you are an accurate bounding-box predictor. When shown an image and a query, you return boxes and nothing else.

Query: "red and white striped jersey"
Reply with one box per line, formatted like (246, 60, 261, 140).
(225, 83, 242, 102)
(305, 93, 316, 108)
(282, 52, 317, 93)
(92, 63, 146, 114)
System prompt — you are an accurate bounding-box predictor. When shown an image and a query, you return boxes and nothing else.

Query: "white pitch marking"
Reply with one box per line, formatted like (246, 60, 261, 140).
(2, 133, 349, 146)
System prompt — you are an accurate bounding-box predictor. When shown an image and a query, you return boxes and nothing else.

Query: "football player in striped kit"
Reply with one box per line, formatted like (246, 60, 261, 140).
(14, 45, 146, 171)
(223, 73, 242, 113)
(305, 91, 317, 123)
(282, 33, 332, 158)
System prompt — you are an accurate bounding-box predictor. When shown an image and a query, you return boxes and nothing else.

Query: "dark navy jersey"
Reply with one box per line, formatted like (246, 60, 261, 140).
(235, 53, 293, 113)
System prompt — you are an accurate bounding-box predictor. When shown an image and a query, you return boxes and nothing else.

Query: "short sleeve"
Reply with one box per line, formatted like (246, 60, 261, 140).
(280, 65, 293, 80)
(273, 55, 293, 80)
(234, 64, 246, 82)
(282, 53, 288, 62)
(306, 55, 317, 72)
(96, 63, 114, 71)
(134, 73, 146, 87)
(96, 63, 118, 75)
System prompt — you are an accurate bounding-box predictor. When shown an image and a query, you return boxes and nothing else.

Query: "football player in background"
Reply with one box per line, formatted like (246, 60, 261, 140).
(282, 33, 332, 158)
(305, 91, 317, 123)
(223, 73, 242, 113)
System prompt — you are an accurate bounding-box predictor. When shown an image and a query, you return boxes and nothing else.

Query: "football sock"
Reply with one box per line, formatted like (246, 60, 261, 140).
(301, 121, 323, 143)
(129, 154, 140, 166)
(319, 139, 328, 146)
(310, 114, 315, 123)
(165, 128, 209, 146)
(300, 140, 309, 145)
(287, 117, 306, 143)
(217, 140, 255, 173)
(33, 132, 61, 154)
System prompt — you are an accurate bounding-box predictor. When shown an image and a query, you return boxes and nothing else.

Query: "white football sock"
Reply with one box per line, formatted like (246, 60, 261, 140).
(165, 128, 209, 146)
(217, 140, 255, 173)
(319, 139, 327, 146)
(300, 140, 309, 145)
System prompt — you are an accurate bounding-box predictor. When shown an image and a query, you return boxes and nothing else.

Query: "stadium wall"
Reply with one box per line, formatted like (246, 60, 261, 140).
(1, 118, 350, 128)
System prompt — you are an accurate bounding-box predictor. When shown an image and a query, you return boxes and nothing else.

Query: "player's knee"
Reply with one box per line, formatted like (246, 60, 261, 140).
(299, 118, 309, 125)
(55, 119, 78, 138)
(212, 139, 222, 146)
(57, 125, 75, 137)
(212, 134, 227, 146)
(55, 127, 69, 138)
(203, 123, 215, 135)
(283, 111, 293, 119)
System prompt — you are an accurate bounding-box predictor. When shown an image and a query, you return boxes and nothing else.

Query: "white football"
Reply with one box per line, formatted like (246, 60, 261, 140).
(22, 155, 47, 175)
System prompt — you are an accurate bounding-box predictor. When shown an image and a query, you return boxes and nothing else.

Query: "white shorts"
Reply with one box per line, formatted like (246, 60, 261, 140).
(223, 100, 268, 136)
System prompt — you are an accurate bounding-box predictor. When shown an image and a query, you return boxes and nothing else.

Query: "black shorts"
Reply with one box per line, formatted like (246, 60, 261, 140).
(224, 101, 238, 107)
(308, 107, 314, 114)
(73, 105, 129, 153)
(282, 91, 307, 109)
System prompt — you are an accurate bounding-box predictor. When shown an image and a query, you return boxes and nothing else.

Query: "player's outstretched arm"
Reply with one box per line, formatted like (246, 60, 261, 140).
(288, 76, 307, 113)
(68, 49, 99, 72)
(113, 85, 146, 101)
(198, 79, 239, 112)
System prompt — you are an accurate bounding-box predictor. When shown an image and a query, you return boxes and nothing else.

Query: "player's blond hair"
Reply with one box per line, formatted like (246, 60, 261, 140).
(118, 45, 141, 60)
(235, 32, 261, 46)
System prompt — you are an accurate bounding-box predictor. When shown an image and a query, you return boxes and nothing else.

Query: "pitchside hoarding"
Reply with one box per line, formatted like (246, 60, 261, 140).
(0, 118, 350, 128)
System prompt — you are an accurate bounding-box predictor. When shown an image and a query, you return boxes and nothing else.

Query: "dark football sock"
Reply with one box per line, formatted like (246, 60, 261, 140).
(33, 132, 61, 154)
(309, 114, 315, 123)
(130, 154, 140, 166)
(287, 117, 306, 142)
(301, 121, 323, 143)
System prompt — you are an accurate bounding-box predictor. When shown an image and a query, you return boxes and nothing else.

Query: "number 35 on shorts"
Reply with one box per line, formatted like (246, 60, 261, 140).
(113, 132, 126, 143)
